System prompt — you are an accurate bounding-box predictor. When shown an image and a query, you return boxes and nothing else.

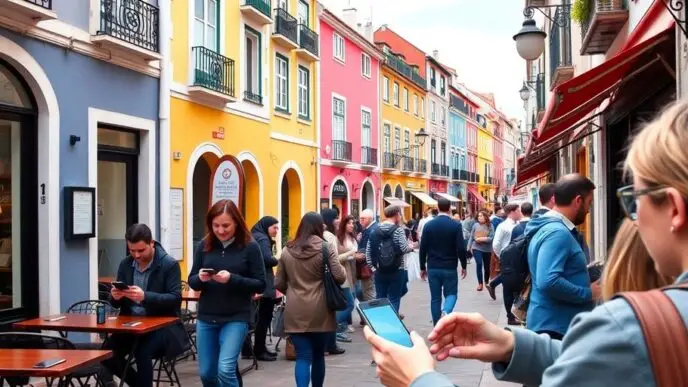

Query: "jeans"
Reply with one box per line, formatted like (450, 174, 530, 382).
(374, 269, 406, 313)
(427, 268, 459, 325)
(290, 332, 329, 387)
(336, 287, 355, 332)
(473, 250, 491, 285)
(197, 320, 249, 387)
(102, 330, 166, 387)
(489, 275, 516, 320)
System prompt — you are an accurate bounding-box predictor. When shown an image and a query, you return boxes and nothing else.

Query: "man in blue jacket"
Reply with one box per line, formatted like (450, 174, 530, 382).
(419, 198, 467, 325)
(524, 174, 600, 339)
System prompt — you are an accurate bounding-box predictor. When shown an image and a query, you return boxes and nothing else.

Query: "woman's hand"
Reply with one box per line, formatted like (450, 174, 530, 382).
(199, 271, 213, 282)
(428, 312, 514, 363)
(213, 270, 231, 284)
(363, 326, 436, 387)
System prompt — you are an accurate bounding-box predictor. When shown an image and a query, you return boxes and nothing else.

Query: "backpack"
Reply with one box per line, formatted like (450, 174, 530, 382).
(374, 225, 402, 274)
(500, 233, 531, 294)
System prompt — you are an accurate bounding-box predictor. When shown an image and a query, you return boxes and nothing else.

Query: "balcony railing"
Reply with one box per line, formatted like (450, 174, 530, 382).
(431, 162, 440, 175)
(384, 53, 426, 89)
(24, 0, 52, 8)
(460, 170, 469, 181)
(97, 0, 159, 52)
(332, 140, 352, 162)
(441, 165, 450, 177)
(383, 152, 396, 169)
(192, 46, 235, 96)
(244, 0, 271, 18)
(549, 6, 572, 88)
(274, 7, 298, 43)
(402, 157, 414, 172)
(298, 23, 319, 57)
(452, 169, 459, 180)
(243, 90, 262, 105)
(361, 146, 377, 166)
(580, 0, 628, 55)
(416, 159, 427, 174)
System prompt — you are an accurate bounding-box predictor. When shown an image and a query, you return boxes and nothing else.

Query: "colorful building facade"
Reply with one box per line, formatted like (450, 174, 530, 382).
(318, 9, 383, 217)
(476, 112, 494, 209)
(425, 54, 451, 192)
(170, 0, 321, 272)
(449, 84, 481, 216)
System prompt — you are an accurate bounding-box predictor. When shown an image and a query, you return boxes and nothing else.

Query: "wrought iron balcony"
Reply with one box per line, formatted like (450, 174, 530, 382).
(384, 53, 426, 90)
(332, 140, 352, 162)
(460, 170, 469, 181)
(580, 0, 628, 55)
(432, 162, 441, 176)
(452, 168, 459, 180)
(296, 23, 319, 61)
(402, 157, 414, 172)
(441, 165, 450, 177)
(24, 0, 51, 9)
(383, 152, 397, 169)
(240, 0, 272, 25)
(273, 7, 298, 48)
(361, 146, 377, 166)
(2, 0, 55, 22)
(549, 6, 573, 89)
(416, 159, 428, 174)
(190, 46, 236, 102)
(96, 0, 159, 53)
(243, 90, 262, 105)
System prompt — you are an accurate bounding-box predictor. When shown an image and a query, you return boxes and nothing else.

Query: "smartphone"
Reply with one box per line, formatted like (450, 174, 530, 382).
(200, 268, 217, 276)
(122, 321, 142, 327)
(111, 281, 130, 291)
(356, 298, 413, 347)
(33, 358, 66, 369)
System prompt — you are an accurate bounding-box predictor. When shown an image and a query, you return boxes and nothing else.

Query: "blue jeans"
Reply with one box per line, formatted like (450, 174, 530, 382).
(336, 287, 355, 332)
(374, 269, 405, 313)
(473, 250, 491, 285)
(428, 268, 459, 325)
(290, 332, 328, 387)
(196, 320, 249, 387)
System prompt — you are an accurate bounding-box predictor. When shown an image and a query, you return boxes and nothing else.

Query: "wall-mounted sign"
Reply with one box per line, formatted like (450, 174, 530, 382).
(212, 127, 225, 140)
(63, 186, 96, 240)
(209, 155, 245, 209)
(351, 199, 360, 218)
(332, 180, 348, 198)
(169, 188, 184, 261)
(320, 198, 330, 210)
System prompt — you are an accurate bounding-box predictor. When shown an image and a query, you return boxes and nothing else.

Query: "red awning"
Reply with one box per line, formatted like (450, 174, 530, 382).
(622, 0, 675, 51)
(534, 25, 674, 145)
(513, 156, 553, 193)
(467, 186, 486, 205)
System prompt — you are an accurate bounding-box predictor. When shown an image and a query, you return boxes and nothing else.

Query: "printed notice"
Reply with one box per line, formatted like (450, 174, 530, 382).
(169, 188, 184, 260)
(211, 160, 240, 206)
(73, 190, 93, 235)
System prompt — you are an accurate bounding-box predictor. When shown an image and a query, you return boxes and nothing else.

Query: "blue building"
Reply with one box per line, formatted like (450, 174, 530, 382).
(0, 0, 162, 326)
(449, 85, 477, 215)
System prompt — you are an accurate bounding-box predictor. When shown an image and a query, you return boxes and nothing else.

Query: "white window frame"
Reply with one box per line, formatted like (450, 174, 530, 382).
(244, 26, 261, 101)
(383, 76, 389, 102)
(275, 54, 289, 111)
(361, 53, 371, 78)
(393, 82, 399, 107)
(333, 33, 345, 62)
(431, 100, 436, 122)
(194, 0, 219, 50)
(383, 122, 391, 152)
(420, 97, 425, 118)
(332, 95, 346, 141)
(403, 88, 408, 111)
(413, 94, 418, 116)
(361, 108, 372, 148)
(297, 66, 309, 118)
(440, 106, 446, 126)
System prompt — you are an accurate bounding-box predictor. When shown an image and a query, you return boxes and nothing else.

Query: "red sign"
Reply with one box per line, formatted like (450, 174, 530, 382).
(212, 127, 225, 140)
(428, 180, 448, 194)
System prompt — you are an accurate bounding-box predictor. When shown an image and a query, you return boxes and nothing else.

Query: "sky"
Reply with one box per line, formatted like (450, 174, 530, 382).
(321, 0, 527, 121)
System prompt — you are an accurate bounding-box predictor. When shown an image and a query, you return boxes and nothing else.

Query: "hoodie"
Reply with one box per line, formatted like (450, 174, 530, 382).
(524, 214, 593, 335)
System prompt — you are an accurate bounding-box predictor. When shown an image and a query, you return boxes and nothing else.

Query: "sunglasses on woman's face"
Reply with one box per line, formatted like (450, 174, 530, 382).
(616, 184, 668, 221)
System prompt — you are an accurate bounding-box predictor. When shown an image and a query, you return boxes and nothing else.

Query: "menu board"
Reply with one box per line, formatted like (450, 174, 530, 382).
(169, 188, 184, 260)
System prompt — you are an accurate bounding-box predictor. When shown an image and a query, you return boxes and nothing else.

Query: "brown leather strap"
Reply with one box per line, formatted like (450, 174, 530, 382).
(617, 284, 688, 387)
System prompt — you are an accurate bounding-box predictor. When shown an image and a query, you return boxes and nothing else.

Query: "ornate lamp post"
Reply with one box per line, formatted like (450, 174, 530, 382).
(513, 4, 571, 61)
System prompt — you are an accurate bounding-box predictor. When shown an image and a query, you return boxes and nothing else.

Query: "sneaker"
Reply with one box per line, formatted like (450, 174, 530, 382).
(327, 346, 346, 355)
(486, 284, 496, 300)
(336, 333, 352, 342)
(347, 325, 355, 333)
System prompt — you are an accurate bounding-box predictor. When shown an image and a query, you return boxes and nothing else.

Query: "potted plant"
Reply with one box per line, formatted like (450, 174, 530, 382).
(571, 0, 591, 24)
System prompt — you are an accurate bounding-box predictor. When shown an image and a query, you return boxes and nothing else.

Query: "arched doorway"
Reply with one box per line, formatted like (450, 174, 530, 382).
(361, 180, 375, 213)
(394, 184, 404, 199)
(279, 168, 302, 249)
(191, 152, 220, 251)
(383, 184, 392, 198)
(241, 159, 260, 228)
(330, 178, 348, 216)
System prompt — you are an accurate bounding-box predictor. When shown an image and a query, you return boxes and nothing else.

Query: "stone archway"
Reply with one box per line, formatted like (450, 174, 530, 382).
(241, 159, 261, 228)
(361, 179, 375, 214)
(278, 164, 304, 251)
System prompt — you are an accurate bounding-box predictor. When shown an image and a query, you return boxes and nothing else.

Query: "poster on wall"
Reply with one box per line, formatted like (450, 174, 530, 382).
(169, 188, 184, 261)
(320, 198, 330, 210)
(63, 186, 96, 240)
(209, 155, 245, 210)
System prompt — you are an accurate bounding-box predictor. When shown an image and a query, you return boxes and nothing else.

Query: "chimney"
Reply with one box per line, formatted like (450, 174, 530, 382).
(342, 8, 358, 29)
(359, 20, 374, 42)
(432, 50, 439, 60)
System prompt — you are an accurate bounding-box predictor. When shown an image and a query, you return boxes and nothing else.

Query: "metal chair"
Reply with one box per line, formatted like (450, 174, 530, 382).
(152, 334, 192, 387)
(240, 298, 260, 375)
(63, 300, 119, 342)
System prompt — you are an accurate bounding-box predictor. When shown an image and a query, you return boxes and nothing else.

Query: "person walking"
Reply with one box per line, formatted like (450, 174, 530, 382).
(335, 215, 359, 339)
(509, 202, 533, 242)
(419, 198, 467, 325)
(321, 208, 347, 353)
(355, 209, 377, 326)
(275, 212, 346, 387)
(533, 183, 555, 218)
(466, 210, 494, 291)
(188, 200, 266, 387)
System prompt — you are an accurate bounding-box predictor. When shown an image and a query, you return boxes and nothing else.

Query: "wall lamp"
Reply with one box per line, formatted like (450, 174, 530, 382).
(513, 4, 570, 61)
(69, 135, 81, 146)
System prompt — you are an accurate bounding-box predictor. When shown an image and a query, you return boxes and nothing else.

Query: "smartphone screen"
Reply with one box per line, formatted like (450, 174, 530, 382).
(111, 281, 129, 290)
(358, 299, 413, 347)
(200, 268, 216, 275)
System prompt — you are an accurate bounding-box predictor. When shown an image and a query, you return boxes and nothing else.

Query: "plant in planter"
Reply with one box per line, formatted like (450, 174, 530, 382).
(571, 0, 591, 24)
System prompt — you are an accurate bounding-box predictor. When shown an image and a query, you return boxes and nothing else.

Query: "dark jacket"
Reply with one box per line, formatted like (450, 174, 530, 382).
(110, 242, 187, 356)
(251, 227, 278, 298)
(419, 214, 467, 271)
(510, 220, 529, 242)
(357, 221, 378, 254)
(188, 239, 266, 323)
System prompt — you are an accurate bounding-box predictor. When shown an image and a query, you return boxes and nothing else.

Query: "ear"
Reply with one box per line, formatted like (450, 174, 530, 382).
(666, 188, 687, 231)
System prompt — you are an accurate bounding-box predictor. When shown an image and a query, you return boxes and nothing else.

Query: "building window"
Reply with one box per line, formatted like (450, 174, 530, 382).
(194, 0, 220, 50)
(244, 27, 261, 105)
(403, 88, 409, 111)
(383, 123, 391, 152)
(440, 106, 446, 126)
(404, 129, 410, 150)
(393, 82, 399, 107)
(297, 66, 310, 119)
(394, 127, 401, 151)
(413, 94, 418, 115)
(361, 53, 371, 78)
(420, 97, 425, 118)
(275, 54, 289, 112)
(441, 142, 446, 165)
(333, 97, 346, 141)
(440, 76, 446, 95)
(431, 139, 436, 162)
(277, 0, 288, 9)
(430, 67, 436, 88)
(333, 33, 345, 62)
(362, 110, 371, 147)
(297, 0, 309, 26)
(431, 101, 436, 122)
(383, 76, 389, 102)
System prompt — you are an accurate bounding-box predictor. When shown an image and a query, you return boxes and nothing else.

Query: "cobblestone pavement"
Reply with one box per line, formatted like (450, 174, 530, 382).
(175, 262, 517, 386)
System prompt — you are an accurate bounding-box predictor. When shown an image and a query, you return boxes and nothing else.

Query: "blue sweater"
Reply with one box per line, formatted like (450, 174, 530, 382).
(419, 215, 467, 271)
(524, 215, 593, 335)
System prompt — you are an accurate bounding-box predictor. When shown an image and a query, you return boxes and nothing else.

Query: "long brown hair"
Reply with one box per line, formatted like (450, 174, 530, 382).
(202, 199, 252, 252)
(601, 219, 674, 300)
(477, 209, 491, 226)
(337, 215, 355, 245)
(287, 212, 325, 249)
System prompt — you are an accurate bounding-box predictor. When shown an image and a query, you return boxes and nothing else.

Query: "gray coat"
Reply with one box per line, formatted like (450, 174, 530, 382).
(411, 271, 688, 387)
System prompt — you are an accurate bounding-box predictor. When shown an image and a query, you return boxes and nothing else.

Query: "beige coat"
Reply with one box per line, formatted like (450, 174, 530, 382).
(275, 235, 346, 333)
(336, 236, 358, 289)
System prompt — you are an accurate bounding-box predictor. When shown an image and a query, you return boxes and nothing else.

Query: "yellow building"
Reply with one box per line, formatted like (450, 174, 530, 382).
(170, 0, 320, 273)
(378, 50, 432, 219)
(476, 113, 494, 209)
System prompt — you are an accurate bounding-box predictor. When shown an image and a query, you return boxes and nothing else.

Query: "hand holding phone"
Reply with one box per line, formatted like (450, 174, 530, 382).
(111, 281, 130, 291)
(199, 268, 215, 282)
(357, 299, 413, 347)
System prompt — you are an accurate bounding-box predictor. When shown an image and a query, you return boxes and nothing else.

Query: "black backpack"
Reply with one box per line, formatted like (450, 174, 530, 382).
(374, 225, 402, 274)
(500, 233, 531, 294)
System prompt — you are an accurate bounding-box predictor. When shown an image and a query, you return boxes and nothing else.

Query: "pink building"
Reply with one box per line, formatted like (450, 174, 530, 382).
(319, 9, 383, 217)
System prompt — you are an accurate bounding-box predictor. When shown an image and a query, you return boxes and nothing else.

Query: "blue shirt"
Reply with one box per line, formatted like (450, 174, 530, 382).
(131, 258, 154, 316)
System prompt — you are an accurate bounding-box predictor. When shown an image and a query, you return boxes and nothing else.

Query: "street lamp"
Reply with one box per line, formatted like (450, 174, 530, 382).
(519, 82, 531, 102)
(513, 4, 571, 61)
(392, 128, 429, 165)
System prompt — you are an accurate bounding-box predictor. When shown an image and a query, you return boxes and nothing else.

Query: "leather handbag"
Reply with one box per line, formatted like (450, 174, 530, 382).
(356, 260, 373, 280)
(615, 284, 688, 387)
(285, 336, 296, 361)
(322, 244, 348, 311)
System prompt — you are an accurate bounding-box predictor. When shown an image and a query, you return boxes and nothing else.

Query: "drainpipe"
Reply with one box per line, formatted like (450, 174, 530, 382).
(158, 0, 171, 249)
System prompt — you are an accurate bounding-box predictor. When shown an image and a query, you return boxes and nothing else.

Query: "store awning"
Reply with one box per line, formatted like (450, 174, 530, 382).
(513, 156, 553, 193)
(410, 191, 438, 206)
(534, 25, 674, 146)
(467, 186, 486, 205)
(436, 192, 460, 203)
(384, 197, 410, 208)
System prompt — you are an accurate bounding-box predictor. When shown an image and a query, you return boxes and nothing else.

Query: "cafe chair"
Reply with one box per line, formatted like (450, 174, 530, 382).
(179, 308, 197, 361)
(0, 332, 106, 387)
(152, 339, 192, 387)
(239, 298, 260, 376)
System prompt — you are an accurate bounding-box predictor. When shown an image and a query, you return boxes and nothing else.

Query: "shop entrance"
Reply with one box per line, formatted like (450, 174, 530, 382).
(331, 179, 348, 216)
(361, 181, 374, 213)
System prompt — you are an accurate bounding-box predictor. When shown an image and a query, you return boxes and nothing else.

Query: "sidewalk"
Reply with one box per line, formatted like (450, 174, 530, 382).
(175, 262, 517, 386)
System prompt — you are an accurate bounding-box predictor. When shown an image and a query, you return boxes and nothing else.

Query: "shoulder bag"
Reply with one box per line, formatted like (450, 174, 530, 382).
(322, 243, 348, 311)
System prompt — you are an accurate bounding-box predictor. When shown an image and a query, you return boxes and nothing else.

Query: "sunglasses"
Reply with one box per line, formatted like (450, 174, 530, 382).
(616, 184, 668, 221)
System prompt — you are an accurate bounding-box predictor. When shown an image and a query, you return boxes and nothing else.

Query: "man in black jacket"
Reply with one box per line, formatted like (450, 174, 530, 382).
(106, 224, 187, 387)
(419, 198, 467, 326)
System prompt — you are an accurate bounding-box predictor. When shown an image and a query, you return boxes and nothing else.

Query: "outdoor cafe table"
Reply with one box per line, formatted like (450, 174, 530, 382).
(0, 348, 112, 385)
(14, 315, 178, 387)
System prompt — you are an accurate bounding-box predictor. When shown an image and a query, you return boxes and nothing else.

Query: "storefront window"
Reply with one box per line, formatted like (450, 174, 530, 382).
(0, 120, 21, 312)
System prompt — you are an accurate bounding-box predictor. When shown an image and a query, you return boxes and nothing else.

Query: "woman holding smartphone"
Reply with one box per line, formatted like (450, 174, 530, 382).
(188, 199, 266, 387)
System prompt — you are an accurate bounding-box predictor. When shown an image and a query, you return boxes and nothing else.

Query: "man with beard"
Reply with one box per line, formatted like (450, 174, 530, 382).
(523, 174, 601, 340)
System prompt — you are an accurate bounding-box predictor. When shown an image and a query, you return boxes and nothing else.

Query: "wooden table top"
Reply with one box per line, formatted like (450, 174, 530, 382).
(0, 349, 112, 377)
(98, 276, 115, 284)
(14, 315, 179, 335)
